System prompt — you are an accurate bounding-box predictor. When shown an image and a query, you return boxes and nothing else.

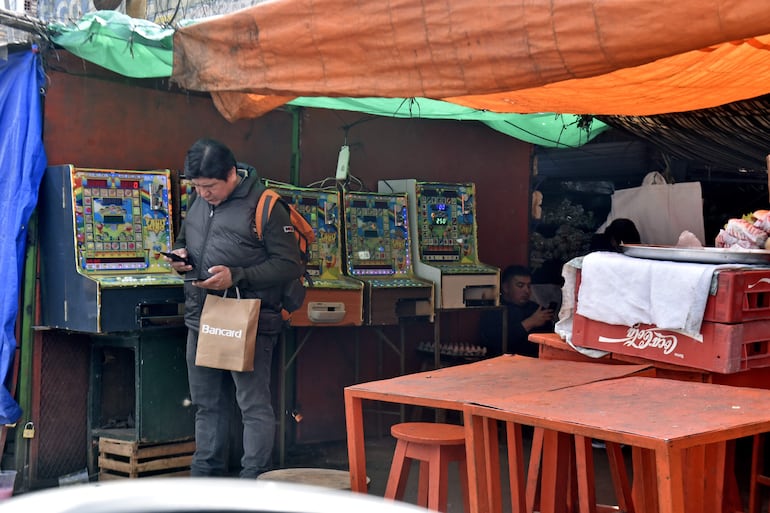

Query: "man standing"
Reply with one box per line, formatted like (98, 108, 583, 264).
(481, 265, 555, 357)
(165, 138, 303, 478)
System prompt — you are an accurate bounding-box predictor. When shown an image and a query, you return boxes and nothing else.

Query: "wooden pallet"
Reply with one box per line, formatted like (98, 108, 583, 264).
(98, 437, 195, 480)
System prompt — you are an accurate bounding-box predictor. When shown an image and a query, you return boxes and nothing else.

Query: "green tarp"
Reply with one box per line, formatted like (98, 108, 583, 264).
(287, 97, 606, 147)
(51, 10, 175, 79)
(49, 10, 608, 148)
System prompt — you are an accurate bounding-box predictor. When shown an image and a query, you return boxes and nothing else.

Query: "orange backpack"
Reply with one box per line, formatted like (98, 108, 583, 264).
(254, 189, 316, 315)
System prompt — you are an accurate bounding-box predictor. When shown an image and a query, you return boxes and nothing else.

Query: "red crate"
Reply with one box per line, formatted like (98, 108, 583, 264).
(575, 267, 770, 325)
(573, 313, 770, 374)
(702, 268, 770, 323)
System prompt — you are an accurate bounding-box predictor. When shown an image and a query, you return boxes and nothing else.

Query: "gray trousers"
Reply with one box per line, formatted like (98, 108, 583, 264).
(185, 328, 277, 478)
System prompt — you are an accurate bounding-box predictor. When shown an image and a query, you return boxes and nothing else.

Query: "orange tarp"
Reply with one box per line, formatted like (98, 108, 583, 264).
(172, 0, 770, 120)
(447, 37, 770, 116)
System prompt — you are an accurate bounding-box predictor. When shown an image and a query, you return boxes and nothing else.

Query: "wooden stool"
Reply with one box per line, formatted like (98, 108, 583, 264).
(384, 422, 469, 513)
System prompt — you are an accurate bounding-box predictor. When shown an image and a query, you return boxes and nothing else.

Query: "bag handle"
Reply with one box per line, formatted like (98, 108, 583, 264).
(222, 287, 241, 299)
(642, 171, 668, 185)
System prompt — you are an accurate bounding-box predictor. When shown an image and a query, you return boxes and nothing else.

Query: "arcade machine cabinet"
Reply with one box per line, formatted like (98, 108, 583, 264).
(38, 166, 194, 465)
(378, 180, 499, 309)
(378, 180, 501, 363)
(342, 190, 434, 326)
(261, 182, 365, 458)
(265, 182, 364, 327)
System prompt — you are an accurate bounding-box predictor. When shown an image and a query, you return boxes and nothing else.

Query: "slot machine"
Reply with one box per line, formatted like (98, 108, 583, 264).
(342, 190, 434, 325)
(38, 165, 194, 446)
(378, 180, 499, 309)
(264, 182, 364, 326)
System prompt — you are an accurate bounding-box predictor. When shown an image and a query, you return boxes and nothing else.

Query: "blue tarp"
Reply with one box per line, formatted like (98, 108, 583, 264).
(0, 50, 47, 424)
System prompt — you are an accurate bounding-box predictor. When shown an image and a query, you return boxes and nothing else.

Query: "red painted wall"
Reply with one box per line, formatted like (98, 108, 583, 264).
(41, 53, 533, 447)
(43, 68, 293, 179)
(296, 107, 532, 268)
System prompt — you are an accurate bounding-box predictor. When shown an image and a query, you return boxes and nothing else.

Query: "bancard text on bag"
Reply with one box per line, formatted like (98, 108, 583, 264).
(195, 289, 260, 372)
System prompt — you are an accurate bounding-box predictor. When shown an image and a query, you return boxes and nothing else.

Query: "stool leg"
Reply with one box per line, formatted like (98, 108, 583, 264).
(418, 460, 430, 507)
(428, 444, 450, 512)
(527, 427, 545, 513)
(540, 430, 571, 513)
(385, 440, 412, 501)
(506, 421, 527, 513)
(606, 441, 635, 513)
(452, 445, 470, 513)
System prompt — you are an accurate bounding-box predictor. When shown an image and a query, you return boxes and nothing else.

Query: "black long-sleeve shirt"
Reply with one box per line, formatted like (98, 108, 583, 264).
(480, 300, 553, 357)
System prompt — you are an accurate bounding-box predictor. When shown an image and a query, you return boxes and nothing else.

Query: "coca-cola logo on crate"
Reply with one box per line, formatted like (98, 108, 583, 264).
(598, 325, 679, 355)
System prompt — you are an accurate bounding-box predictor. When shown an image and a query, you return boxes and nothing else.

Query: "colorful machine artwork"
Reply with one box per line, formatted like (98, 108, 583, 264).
(71, 168, 175, 275)
(343, 191, 413, 276)
(268, 183, 344, 281)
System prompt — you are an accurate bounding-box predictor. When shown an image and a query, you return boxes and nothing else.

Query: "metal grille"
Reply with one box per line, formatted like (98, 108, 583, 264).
(36, 331, 90, 481)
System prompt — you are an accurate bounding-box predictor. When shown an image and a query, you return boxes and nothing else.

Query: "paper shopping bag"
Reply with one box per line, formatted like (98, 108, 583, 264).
(195, 289, 260, 372)
(597, 171, 705, 246)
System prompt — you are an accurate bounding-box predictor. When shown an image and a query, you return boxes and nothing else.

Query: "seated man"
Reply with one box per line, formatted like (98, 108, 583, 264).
(480, 265, 556, 357)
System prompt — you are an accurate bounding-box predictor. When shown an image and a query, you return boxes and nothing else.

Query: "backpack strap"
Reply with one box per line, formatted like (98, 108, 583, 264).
(255, 189, 281, 240)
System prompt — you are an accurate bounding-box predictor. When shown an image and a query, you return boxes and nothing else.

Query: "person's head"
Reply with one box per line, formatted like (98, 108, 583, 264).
(500, 265, 533, 306)
(587, 233, 616, 253)
(184, 138, 239, 206)
(604, 218, 641, 249)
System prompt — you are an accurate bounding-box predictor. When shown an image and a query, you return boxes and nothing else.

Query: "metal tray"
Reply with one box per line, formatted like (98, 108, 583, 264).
(620, 244, 770, 265)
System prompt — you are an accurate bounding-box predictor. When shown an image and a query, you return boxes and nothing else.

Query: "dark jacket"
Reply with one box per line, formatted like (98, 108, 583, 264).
(480, 300, 552, 357)
(174, 164, 303, 334)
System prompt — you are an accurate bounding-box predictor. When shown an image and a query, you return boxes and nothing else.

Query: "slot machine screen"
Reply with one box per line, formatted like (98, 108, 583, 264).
(344, 192, 412, 276)
(72, 168, 174, 274)
(271, 186, 343, 280)
(415, 182, 479, 264)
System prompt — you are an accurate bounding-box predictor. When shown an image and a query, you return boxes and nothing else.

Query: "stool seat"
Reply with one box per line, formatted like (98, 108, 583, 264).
(257, 468, 368, 490)
(385, 422, 469, 513)
(391, 422, 466, 445)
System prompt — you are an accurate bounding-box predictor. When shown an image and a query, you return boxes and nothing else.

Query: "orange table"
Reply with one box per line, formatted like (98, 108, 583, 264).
(344, 355, 651, 512)
(464, 376, 770, 513)
(532, 331, 770, 512)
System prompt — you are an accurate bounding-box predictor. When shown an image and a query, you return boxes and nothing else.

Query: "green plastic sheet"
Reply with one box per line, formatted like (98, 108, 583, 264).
(51, 10, 175, 79)
(287, 97, 608, 147)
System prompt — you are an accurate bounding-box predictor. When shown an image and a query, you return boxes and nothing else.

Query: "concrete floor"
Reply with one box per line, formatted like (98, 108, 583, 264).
(282, 429, 768, 513)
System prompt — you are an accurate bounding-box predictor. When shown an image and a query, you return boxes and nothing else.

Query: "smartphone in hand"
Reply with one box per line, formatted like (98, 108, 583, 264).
(160, 251, 191, 265)
(547, 301, 558, 310)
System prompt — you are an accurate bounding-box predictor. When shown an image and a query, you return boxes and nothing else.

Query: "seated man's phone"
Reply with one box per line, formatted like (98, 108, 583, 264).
(160, 251, 191, 265)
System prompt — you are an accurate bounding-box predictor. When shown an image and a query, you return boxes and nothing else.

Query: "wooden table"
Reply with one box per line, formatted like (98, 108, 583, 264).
(344, 354, 651, 511)
(532, 331, 770, 512)
(464, 376, 770, 513)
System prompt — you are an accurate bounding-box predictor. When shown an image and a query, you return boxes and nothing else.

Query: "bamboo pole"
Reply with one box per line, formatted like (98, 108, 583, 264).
(14, 210, 38, 491)
(0, 7, 48, 35)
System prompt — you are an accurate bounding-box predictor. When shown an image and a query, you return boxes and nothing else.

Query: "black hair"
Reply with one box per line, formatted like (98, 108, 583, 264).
(588, 233, 617, 253)
(184, 138, 237, 180)
(605, 218, 641, 245)
(501, 265, 531, 285)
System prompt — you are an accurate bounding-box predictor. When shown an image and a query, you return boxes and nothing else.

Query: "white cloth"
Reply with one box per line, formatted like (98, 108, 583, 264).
(555, 257, 609, 358)
(576, 252, 734, 338)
